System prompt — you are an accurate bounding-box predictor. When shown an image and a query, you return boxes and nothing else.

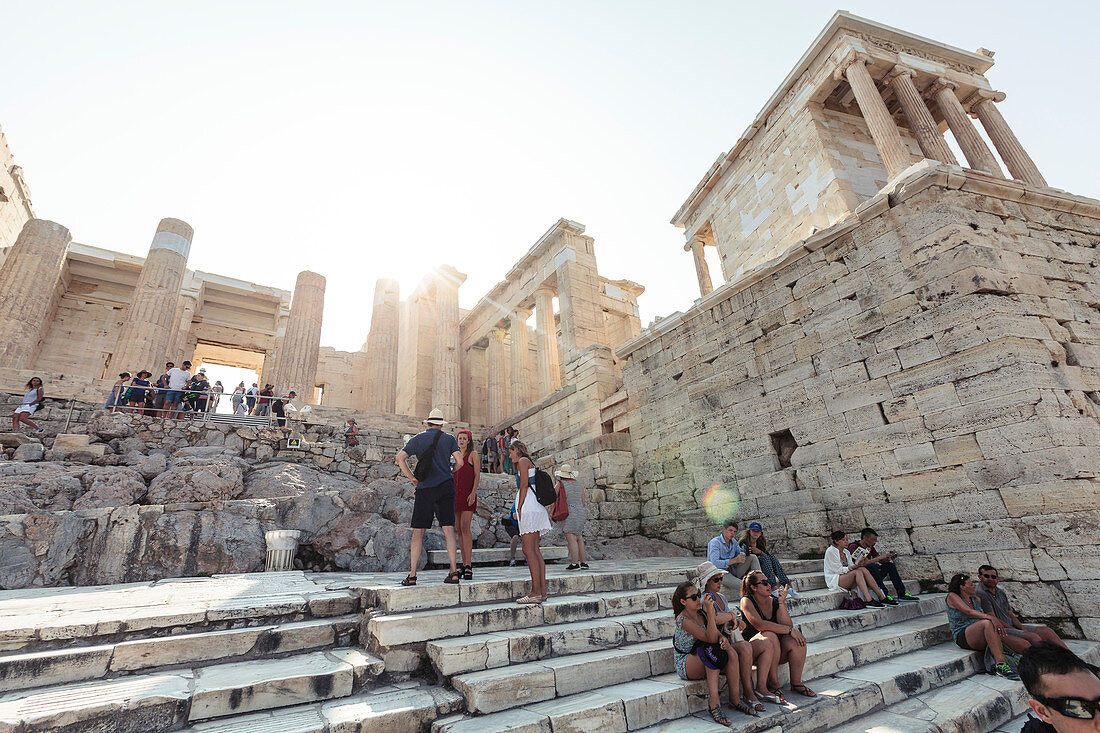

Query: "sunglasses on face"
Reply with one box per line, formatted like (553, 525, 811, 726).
(981, 574, 998, 579)
(1036, 695, 1100, 720)
(685, 593, 700, 601)
(753, 579, 772, 587)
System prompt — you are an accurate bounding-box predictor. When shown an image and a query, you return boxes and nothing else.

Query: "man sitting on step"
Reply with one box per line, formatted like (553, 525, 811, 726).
(847, 527, 918, 604)
(707, 519, 760, 595)
(976, 564, 1068, 654)
(1019, 642, 1100, 733)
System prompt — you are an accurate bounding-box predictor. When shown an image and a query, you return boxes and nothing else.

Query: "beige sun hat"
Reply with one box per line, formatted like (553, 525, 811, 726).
(424, 408, 448, 425)
(554, 464, 578, 479)
(695, 560, 726, 591)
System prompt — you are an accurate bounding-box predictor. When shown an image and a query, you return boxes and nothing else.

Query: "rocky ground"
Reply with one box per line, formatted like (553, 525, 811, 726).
(0, 412, 687, 590)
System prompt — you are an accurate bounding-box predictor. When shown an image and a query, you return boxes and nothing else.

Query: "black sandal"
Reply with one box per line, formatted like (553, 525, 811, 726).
(708, 706, 731, 726)
(400, 574, 416, 586)
(444, 570, 462, 584)
(462, 565, 473, 580)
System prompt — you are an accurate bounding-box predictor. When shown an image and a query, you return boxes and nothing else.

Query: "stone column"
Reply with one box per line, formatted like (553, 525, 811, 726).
(966, 90, 1047, 187)
(836, 52, 911, 177)
(685, 234, 714, 297)
(166, 290, 198, 362)
(928, 78, 1003, 177)
(509, 306, 533, 414)
(271, 271, 325, 399)
(0, 219, 71, 369)
(432, 266, 465, 421)
(487, 325, 508, 424)
(113, 218, 193, 372)
(886, 66, 958, 166)
(364, 278, 400, 412)
(534, 287, 562, 398)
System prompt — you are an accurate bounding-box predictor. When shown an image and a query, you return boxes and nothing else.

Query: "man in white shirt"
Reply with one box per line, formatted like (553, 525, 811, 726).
(164, 360, 192, 419)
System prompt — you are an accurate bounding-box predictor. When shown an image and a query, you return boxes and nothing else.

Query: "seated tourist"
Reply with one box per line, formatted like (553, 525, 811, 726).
(976, 564, 1068, 654)
(740, 570, 816, 701)
(945, 573, 1019, 679)
(848, 527, 917, 603)
(824, 531, 894, 608)
(1019, 642, 1100, 733)
(707, 519, 761, 595)
(696, 561, 768, 713)
(671, 581, 758, 724)
(740, 521, 800, 599)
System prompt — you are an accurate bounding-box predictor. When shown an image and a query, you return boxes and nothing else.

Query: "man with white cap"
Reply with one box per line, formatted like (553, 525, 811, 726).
(395, 409, 464, 587)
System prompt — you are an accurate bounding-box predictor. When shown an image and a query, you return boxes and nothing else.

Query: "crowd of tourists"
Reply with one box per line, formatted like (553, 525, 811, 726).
(393, 409, 587, 601)
(104, 361, 296, 426)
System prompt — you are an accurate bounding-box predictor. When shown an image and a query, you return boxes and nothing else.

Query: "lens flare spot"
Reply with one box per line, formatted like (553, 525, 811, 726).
(701, 482, 740, 524)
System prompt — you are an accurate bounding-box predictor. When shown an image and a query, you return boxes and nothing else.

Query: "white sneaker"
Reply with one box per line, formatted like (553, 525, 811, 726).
(787, 588, 801, 599)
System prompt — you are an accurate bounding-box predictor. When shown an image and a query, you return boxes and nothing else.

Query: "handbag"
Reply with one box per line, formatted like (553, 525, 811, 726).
(840, 596, 866, 610)
(549, 481, 569, 522)
(413, 430, 443, 482)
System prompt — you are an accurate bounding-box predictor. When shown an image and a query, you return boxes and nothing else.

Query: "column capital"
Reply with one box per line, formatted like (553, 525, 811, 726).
(962, 88, 1007, 113)
(927, 77, 958, 99)
(833, 49, 873, 81)
(534, 284, 556, 298)
(884, 64, 915, 86)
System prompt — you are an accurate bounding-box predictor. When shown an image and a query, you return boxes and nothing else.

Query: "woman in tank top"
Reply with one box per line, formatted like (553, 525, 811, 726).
(945, 573, 1019, 679)
(739, 570, 815, 702)
(511, 440, 550, 604)
(12, 377, 45, 434)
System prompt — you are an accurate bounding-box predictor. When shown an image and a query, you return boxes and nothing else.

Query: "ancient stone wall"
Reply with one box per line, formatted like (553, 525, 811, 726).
(0, 127, 33, 255)
(620, 166, 1100, 637)
(315, 347, 368, 410)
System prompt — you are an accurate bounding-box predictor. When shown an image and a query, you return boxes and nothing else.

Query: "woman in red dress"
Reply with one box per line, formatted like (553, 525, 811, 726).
(454, 429, 481, 580)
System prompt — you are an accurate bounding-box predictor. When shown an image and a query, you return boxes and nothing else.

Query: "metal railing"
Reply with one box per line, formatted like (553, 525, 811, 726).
(102, 385, 306, 427)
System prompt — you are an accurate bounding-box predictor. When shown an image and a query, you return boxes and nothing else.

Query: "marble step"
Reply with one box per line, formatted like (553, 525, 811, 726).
(0, 573, 359, 653)
(830, 639, 1100, 733)
(360, 566, 693, 614)
(183, 683, 465, 732)
(428, 610, 676, 677)
(427, 547, 569, 566)
(0, 647, 382, 731)
(447, 608, 951, 719)
(0, 615, 359, 694)
(367, 587, 669, 649)
(436, 632, 1005, 733)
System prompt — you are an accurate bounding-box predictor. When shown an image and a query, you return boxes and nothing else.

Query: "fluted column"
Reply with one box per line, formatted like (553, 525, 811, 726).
(509, 306, 532, 414)
(271, 271, 326, 399)
(364, 278, 400, 412)
(166, 291, 198, 362)
(886, 66, 958, 165)
(112, 218, 193, 373)
(685, 235, 714, 297)
(836, 52, 911, 177)
(0, 219, 71, 369)
(966, 90, 1047, 187)
(487, 326, 508, 424)
(928, 78, 1003, 177)
(534, 287, 562, 398)
(431, 266, 465, 420)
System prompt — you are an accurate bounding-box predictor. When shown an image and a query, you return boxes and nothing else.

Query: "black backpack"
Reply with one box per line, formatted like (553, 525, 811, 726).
(413, 430, 443, 483)
(533, 468, 556, 506)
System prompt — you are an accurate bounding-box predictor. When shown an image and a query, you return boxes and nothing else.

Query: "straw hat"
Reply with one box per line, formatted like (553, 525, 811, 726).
(554, 464, 578, 479)
(424, 408, 448, 425)
(695, 561, 726, 591)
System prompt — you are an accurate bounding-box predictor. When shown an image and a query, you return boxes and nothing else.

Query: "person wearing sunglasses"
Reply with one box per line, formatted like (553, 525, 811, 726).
(739, 571, 816, 701)
(976, 564, 1067, 654)
(1019, 642, 1100, 732)
(945, 573, 1019, 679)
(670, 581, 758, 724)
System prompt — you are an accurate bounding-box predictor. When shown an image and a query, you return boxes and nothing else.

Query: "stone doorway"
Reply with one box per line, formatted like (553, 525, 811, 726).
(191, 341, 265, 414)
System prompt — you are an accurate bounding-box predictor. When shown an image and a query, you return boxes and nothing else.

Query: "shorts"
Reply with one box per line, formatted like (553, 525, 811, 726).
(953, 629, 975, 651)
(13, 405, 36, 415)
(502, 517, 519, 538)
(1006, 624, 1041, 637)
(411, 480, 456, 529)
(164, 390, 183, 403)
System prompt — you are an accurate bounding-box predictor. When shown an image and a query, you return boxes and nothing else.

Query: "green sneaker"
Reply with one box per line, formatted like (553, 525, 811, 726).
(994, 662, 1019, 680)
(898, 593, 919, 603)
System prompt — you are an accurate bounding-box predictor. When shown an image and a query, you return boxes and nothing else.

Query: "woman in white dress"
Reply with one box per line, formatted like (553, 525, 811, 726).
(511, 440, 551, 604)
(12, 377, 45, 433)
(823, 531, 892, 608)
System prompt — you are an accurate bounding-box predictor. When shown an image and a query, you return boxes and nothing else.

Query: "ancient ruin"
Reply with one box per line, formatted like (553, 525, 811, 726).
(0, 10, 1097, 732)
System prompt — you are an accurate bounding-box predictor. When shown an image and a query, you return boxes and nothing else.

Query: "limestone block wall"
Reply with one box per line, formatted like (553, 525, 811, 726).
(620, 166, 1100, 637)
(0, 127, 33, 254)
(315, 347, 368, 410)
(35, 295, 126, 377)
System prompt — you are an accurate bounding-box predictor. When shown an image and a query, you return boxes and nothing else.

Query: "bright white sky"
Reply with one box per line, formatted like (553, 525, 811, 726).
(3, 1, 1096, 352)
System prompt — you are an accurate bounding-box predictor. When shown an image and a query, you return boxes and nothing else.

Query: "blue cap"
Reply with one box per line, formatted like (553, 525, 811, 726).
(748, 521, 763, 530)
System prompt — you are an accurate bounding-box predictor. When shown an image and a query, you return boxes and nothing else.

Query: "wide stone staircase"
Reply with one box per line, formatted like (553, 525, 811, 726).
(0, 558, 1095, 732)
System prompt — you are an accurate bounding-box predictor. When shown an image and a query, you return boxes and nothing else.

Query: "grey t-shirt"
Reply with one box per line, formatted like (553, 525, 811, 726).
(975, 584, 1013, 623)
(402, 429, 460, 489)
